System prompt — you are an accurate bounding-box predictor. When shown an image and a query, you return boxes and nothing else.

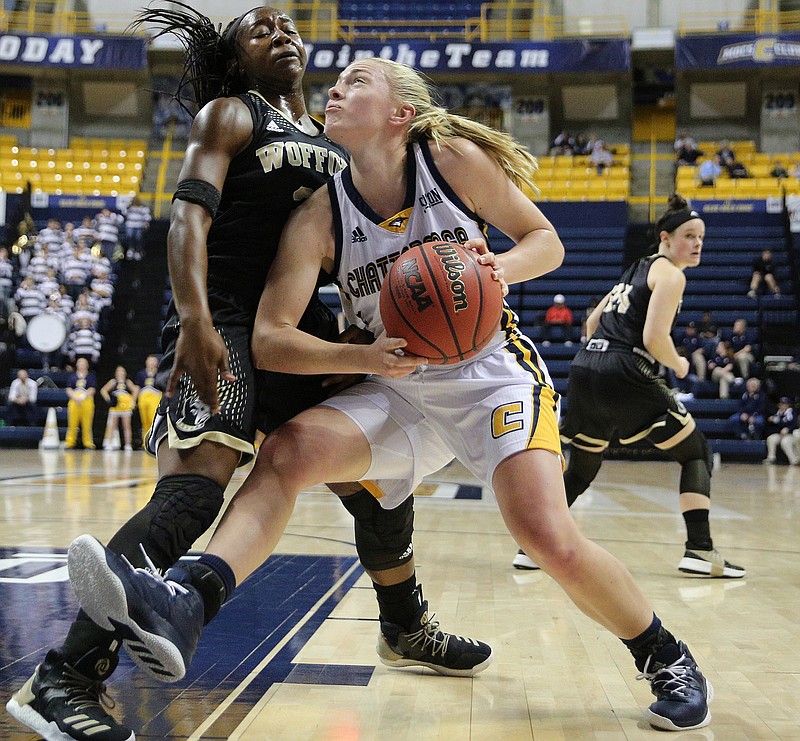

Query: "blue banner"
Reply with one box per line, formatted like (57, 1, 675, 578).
(305, 39, 629, 73)
(0, 33, 146, 69)
(676, 33, 800, 69)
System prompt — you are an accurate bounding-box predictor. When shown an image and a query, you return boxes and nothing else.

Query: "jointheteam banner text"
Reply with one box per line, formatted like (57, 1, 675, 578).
(304, 39, 629, 73)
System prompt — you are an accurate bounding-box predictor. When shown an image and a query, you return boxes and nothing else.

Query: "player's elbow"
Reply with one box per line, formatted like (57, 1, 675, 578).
(543, 231, 565, 272)
(251, 326, 274, 370)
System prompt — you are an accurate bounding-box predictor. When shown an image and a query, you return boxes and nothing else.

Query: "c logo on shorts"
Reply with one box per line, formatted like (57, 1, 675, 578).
(492, 401, 524, 438)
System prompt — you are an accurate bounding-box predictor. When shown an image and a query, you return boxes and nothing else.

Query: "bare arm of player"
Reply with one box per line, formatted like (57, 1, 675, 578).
(164, 97, 252, 411)
(432, 138, 564, 284)
(252, 191, 424, 378)
(584, 293, 612, 339)
(643, 259, 690, 378)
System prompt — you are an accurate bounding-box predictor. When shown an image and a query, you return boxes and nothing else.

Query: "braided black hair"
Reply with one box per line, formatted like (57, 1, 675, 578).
(131, 1, 256, 116)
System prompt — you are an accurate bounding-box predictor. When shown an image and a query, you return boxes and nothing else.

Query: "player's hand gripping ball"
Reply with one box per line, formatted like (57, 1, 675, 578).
(379, 241, 503, 364)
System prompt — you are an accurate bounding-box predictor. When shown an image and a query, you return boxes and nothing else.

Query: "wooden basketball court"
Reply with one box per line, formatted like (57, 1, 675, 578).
(1, 449, 797, 740)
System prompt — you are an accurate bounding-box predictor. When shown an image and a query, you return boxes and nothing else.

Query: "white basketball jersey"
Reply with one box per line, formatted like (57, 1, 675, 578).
(328, 139, 494, 340)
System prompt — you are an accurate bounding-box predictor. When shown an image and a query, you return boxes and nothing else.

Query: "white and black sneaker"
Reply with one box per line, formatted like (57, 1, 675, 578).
(678, 547, 746, 578)
(376, 587, 493, 677)
(512, 548, 540, 570)
(5, 647, 134, 741)
(67, 535, 204, 682)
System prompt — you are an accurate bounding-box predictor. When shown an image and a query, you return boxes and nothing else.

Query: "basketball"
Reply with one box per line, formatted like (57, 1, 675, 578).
(379, 241, 504, 364)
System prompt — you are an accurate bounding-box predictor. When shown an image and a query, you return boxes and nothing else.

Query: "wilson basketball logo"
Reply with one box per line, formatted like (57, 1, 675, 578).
(380, 240, 503, 365)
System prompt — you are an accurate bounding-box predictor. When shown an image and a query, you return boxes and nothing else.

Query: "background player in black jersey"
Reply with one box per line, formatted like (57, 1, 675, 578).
(513, 194, 746, 579)
(6, 7, 489, 741)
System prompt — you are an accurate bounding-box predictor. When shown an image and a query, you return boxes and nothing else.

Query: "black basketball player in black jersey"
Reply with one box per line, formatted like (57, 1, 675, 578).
(6, 6, 490, 740)
(513, 194, 745, 579)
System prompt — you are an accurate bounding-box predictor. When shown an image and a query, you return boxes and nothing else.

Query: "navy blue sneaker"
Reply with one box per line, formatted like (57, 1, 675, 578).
(67, 535, 203, 683)
(376, 587, 493, 677)
(641, 641, 713, 730)
(5, 647, 134, 740)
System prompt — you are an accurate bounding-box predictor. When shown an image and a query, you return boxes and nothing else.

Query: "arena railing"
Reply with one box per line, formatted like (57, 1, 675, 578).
(0, 1, 627, 42)
(678, 9, 800, 35)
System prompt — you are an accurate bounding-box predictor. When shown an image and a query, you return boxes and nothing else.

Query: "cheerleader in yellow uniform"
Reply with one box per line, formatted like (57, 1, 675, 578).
(65, 357, 97, 449)
(100, 366, 138, 450)
(134, 354, 162, 447)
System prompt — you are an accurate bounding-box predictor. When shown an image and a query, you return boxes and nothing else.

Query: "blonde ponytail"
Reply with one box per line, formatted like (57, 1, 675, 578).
(371, 59, 539, 194)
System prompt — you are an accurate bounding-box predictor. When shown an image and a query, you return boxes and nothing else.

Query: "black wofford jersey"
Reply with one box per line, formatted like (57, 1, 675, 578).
(206, 91, 348, 307)
(593, 253, 674, 351)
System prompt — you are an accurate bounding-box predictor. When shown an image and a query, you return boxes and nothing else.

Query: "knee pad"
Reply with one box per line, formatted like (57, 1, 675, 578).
(110, 474, 224, 570)
(564, 446, 603, 506)
(340, 489, 414, 572)
(664, 429, 712, 497)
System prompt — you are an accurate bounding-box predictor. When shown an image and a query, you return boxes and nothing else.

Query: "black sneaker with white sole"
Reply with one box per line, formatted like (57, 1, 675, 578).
(512, 548, 540, 570)
(5, 646, 134, 741)
(678, 547, 746, 578)
(376, 587, 493, 677)
(67, 534, 204, 683)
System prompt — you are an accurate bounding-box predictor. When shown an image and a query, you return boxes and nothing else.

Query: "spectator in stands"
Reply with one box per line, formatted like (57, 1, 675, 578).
(698, 155, 722, 187)
(73, 215, 96, 245)
(542, 293, 574, 345)
(572, 132, 590, 156)
(57, 284, 74, 318)
(729, 376, 766, 439)
(14, 276, 45, 322)
(65, 356, 96, 449)
(726, 159, 749, 179)
(729, 318, 756, 378)
(37, 219, 64, 253)
(676, 321, 707, 380)
(134, 354, 161, 446)
(707, 340, 738, 399)
(122, 196, 152, 260)
(89, 269, 114, 331)
(763, 396, 798, 465)
(549, 129, 574, 155)
(697, 311, 719, 351)
(93, 207, 124, 263)
(770, 161, 789, 179)
(589, 141, 613, 174)
(70, 291, 100, 330)
(100, 365, 138, 451)
(0, 246, 13, 306)
(791, 161, 800, 179)
(68, 316, 102, 367)
(674, 129, 702, 166)
(27, 243, 56, 284)
(61, 243, 91, 300)
(6, 368, 38, 426)
(748, 248, 781, 298)
(38, 267, 60, 301)
(716, 140, 735, 163)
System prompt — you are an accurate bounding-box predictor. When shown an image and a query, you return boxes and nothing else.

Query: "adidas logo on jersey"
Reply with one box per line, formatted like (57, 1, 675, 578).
(266, 119, 283, 133)
(351, 226, 368, 243)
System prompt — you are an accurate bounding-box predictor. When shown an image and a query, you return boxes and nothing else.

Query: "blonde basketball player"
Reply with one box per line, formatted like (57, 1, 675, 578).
(67, 59, 713, 731)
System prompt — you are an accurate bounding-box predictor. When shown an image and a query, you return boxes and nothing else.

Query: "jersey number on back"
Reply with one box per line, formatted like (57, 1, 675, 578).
(603, 282, 633, 315)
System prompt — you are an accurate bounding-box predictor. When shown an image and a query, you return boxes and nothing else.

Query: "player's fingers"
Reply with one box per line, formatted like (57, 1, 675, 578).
(165, 367, 182, 398)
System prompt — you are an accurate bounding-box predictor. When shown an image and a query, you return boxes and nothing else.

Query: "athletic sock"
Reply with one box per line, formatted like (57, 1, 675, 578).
(374, 573, 419, 630)
(186, 554, 236, 625)
(621, 613, 681, 672)
(60, 611, 119, 662)
(683, 508, 713, 550)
